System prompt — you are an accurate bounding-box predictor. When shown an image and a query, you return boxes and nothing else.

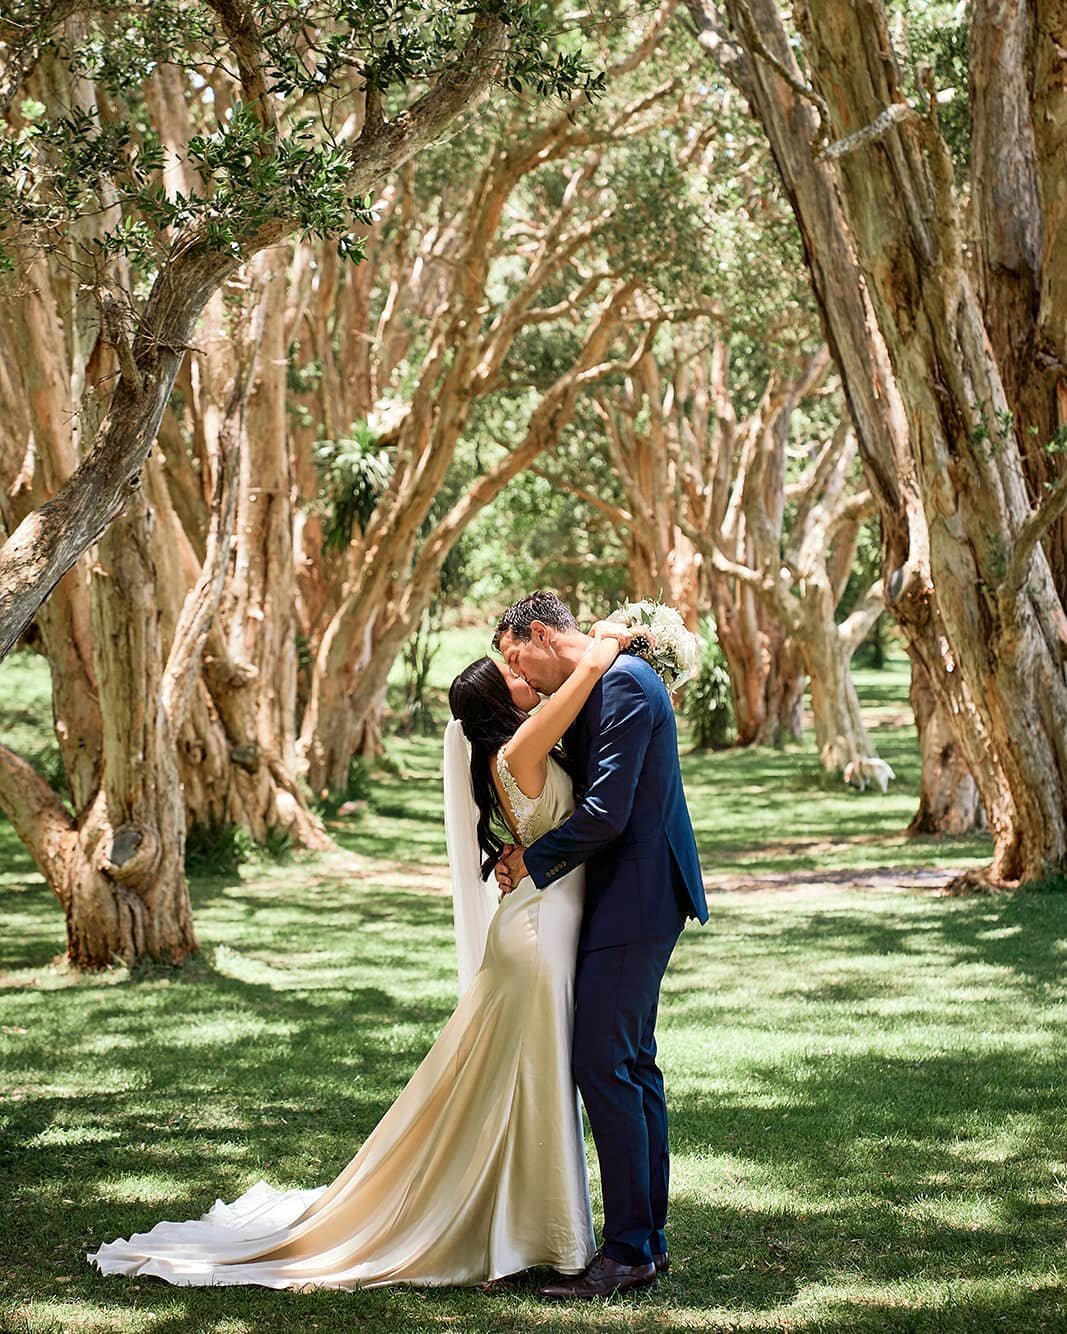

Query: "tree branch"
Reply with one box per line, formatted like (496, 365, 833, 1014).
(681, 0, 749, 91)
(97, 289, 144, 400)
(201, 0, 278, 133)
(817, 100, 918, 162)
(0, 740, 76, 902)
(1001, 468, 1067, 605)
(345, 15, 508, 194)
(726, 0, 831, 143)
(839, 578, 884, 655)
(830, 487, 877, 530)
(529, 465, 633, 524)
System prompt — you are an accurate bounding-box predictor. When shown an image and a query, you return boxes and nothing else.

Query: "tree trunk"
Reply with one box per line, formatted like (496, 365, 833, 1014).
(799, 585, 875, 771)
(707, 570, 804, 746)
(207, 248, 331, 847)
(0, 258, 103, 810)
(908, 657, 984, 836)
(133, 271, 328, 850)
(764, 630, 806, 745)
(795, 0, 1067, 878)
(970, 0, 1067, 593)
(690, 0, 1014, 841)
(76, 490, 197, 966)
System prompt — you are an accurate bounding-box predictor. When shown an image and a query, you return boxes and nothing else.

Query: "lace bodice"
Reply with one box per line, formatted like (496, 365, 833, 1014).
(495, 750, 576, 846)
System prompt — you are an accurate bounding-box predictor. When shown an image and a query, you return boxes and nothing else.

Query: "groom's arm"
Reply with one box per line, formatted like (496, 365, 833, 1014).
(523, 669, 653, 890)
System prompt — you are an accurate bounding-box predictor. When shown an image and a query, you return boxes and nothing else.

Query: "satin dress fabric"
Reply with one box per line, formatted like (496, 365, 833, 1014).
(88, 754, 595, 1290)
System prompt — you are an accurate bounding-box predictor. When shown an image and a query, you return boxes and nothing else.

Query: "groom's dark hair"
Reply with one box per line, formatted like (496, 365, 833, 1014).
(493, 591, 578, 651)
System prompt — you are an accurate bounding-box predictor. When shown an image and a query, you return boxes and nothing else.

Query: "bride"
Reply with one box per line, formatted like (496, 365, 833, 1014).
(88, 621, 636, 1290)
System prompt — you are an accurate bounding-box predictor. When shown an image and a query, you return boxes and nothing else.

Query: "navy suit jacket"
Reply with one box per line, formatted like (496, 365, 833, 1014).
(524, 655, 709, 950)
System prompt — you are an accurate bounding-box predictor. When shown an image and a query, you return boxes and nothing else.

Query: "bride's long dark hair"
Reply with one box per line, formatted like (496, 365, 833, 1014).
(448, 657, 573, 879)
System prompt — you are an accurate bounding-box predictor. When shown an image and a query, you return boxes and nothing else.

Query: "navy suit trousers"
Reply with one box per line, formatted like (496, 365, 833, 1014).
(571, 930, 681, 1267)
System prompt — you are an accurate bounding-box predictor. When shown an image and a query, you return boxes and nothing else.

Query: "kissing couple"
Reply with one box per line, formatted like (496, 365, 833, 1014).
(90, 591, 708, 1299)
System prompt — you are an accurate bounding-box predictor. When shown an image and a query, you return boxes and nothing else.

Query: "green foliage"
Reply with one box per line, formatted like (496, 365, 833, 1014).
(184, 817, 295, 874)
(314, 755, 372, 818)
(969, 403, 1016, 459)
(183, 818, 257, 876)
(0, 0, 603, 274)
(312, 423, 393, 551)
(463, 464, 628, 614)
(396, 510, 473, 735)
(682, 619, 735, 750)
(595, 139, 716, 303)
(699, 98, 819, 358)
(261, 0, 605, 102)
(852, 615, 890, 670)
(1043, 424, 1067, 457)
(0, 650, 71, 805)
(398, 610, 443, 737)
(891, 0, 971, 177)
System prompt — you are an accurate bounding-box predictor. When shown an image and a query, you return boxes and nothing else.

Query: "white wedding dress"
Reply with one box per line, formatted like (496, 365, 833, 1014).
(89, 744, 594, 1289)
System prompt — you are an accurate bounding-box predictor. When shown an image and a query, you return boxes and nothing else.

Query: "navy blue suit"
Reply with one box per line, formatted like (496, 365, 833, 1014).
(525, 655, 708, 1267)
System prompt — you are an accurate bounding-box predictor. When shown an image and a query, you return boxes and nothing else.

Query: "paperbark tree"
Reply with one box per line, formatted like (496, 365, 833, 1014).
(583, 335, 807, 745)
(0, 1, 600, 964)
(0, 244, 264, 965)
(133, 67, 336, 841)
(296, 8, 693, 792)
(784, 0, 1067, 877)
(684, 0, 995, 833)
(908, 656, 984, 836)
(672, 351, 886, 775)
(0, 0, 594, 660)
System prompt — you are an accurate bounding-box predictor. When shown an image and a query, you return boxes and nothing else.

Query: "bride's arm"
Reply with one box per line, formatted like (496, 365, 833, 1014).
(502, 625, 631, 777)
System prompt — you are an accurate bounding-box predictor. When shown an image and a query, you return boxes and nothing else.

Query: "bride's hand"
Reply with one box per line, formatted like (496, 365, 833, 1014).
(495, 845, 526, 898)
(590, 619, 631, 647)
(590, 620, 653, 653)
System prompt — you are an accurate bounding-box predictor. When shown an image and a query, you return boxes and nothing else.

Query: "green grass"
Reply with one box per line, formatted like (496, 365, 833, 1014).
(3, 638, 1066, 1330)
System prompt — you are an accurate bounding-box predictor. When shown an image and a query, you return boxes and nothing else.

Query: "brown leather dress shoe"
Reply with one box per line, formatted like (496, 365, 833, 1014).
(653, 1251, 669, 1274)
(539, 1250, 657, 1300)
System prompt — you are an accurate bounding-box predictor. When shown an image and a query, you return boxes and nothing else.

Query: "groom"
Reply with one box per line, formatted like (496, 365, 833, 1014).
(493, 591, 708, 1299)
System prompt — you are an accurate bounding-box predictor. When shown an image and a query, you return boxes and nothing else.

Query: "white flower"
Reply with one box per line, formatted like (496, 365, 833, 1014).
(606, 599, 699, 694)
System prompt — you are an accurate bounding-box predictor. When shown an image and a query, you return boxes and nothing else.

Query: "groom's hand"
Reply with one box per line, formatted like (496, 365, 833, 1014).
(495, 844, 528, 897)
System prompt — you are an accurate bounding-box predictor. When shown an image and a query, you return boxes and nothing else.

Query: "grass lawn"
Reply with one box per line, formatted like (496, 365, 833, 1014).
(2, 638, 1066, 1331)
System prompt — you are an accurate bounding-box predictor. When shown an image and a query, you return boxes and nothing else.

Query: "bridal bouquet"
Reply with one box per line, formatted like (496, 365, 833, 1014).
(605, 599, 700, 694)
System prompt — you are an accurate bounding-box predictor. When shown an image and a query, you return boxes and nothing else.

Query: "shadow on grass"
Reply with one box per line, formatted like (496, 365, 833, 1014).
(2, 885, 1066, 1331)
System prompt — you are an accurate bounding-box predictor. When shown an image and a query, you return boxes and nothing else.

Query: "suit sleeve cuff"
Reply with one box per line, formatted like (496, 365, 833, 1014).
(524, 844, 570, 889)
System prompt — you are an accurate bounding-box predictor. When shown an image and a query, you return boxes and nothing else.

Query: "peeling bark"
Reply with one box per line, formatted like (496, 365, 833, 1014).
(908, 657, 984, 836)
(0, 12, 511, 659)
(687, 0, 997, 828)
(791, 0, 1067, 876)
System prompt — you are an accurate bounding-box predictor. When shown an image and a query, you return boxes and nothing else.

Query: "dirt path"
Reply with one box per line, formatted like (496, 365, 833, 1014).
(702, 864, 966, 895)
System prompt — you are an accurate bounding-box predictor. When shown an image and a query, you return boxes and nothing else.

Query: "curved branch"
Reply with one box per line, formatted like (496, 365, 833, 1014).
(839, 578, 884, 655)
(201, 0, 277, 132)
(0, 740, 77, 901)
(345, 15, 508, 193)
(529, 466, 633, 524)
(1001, 468, 1067, 608)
